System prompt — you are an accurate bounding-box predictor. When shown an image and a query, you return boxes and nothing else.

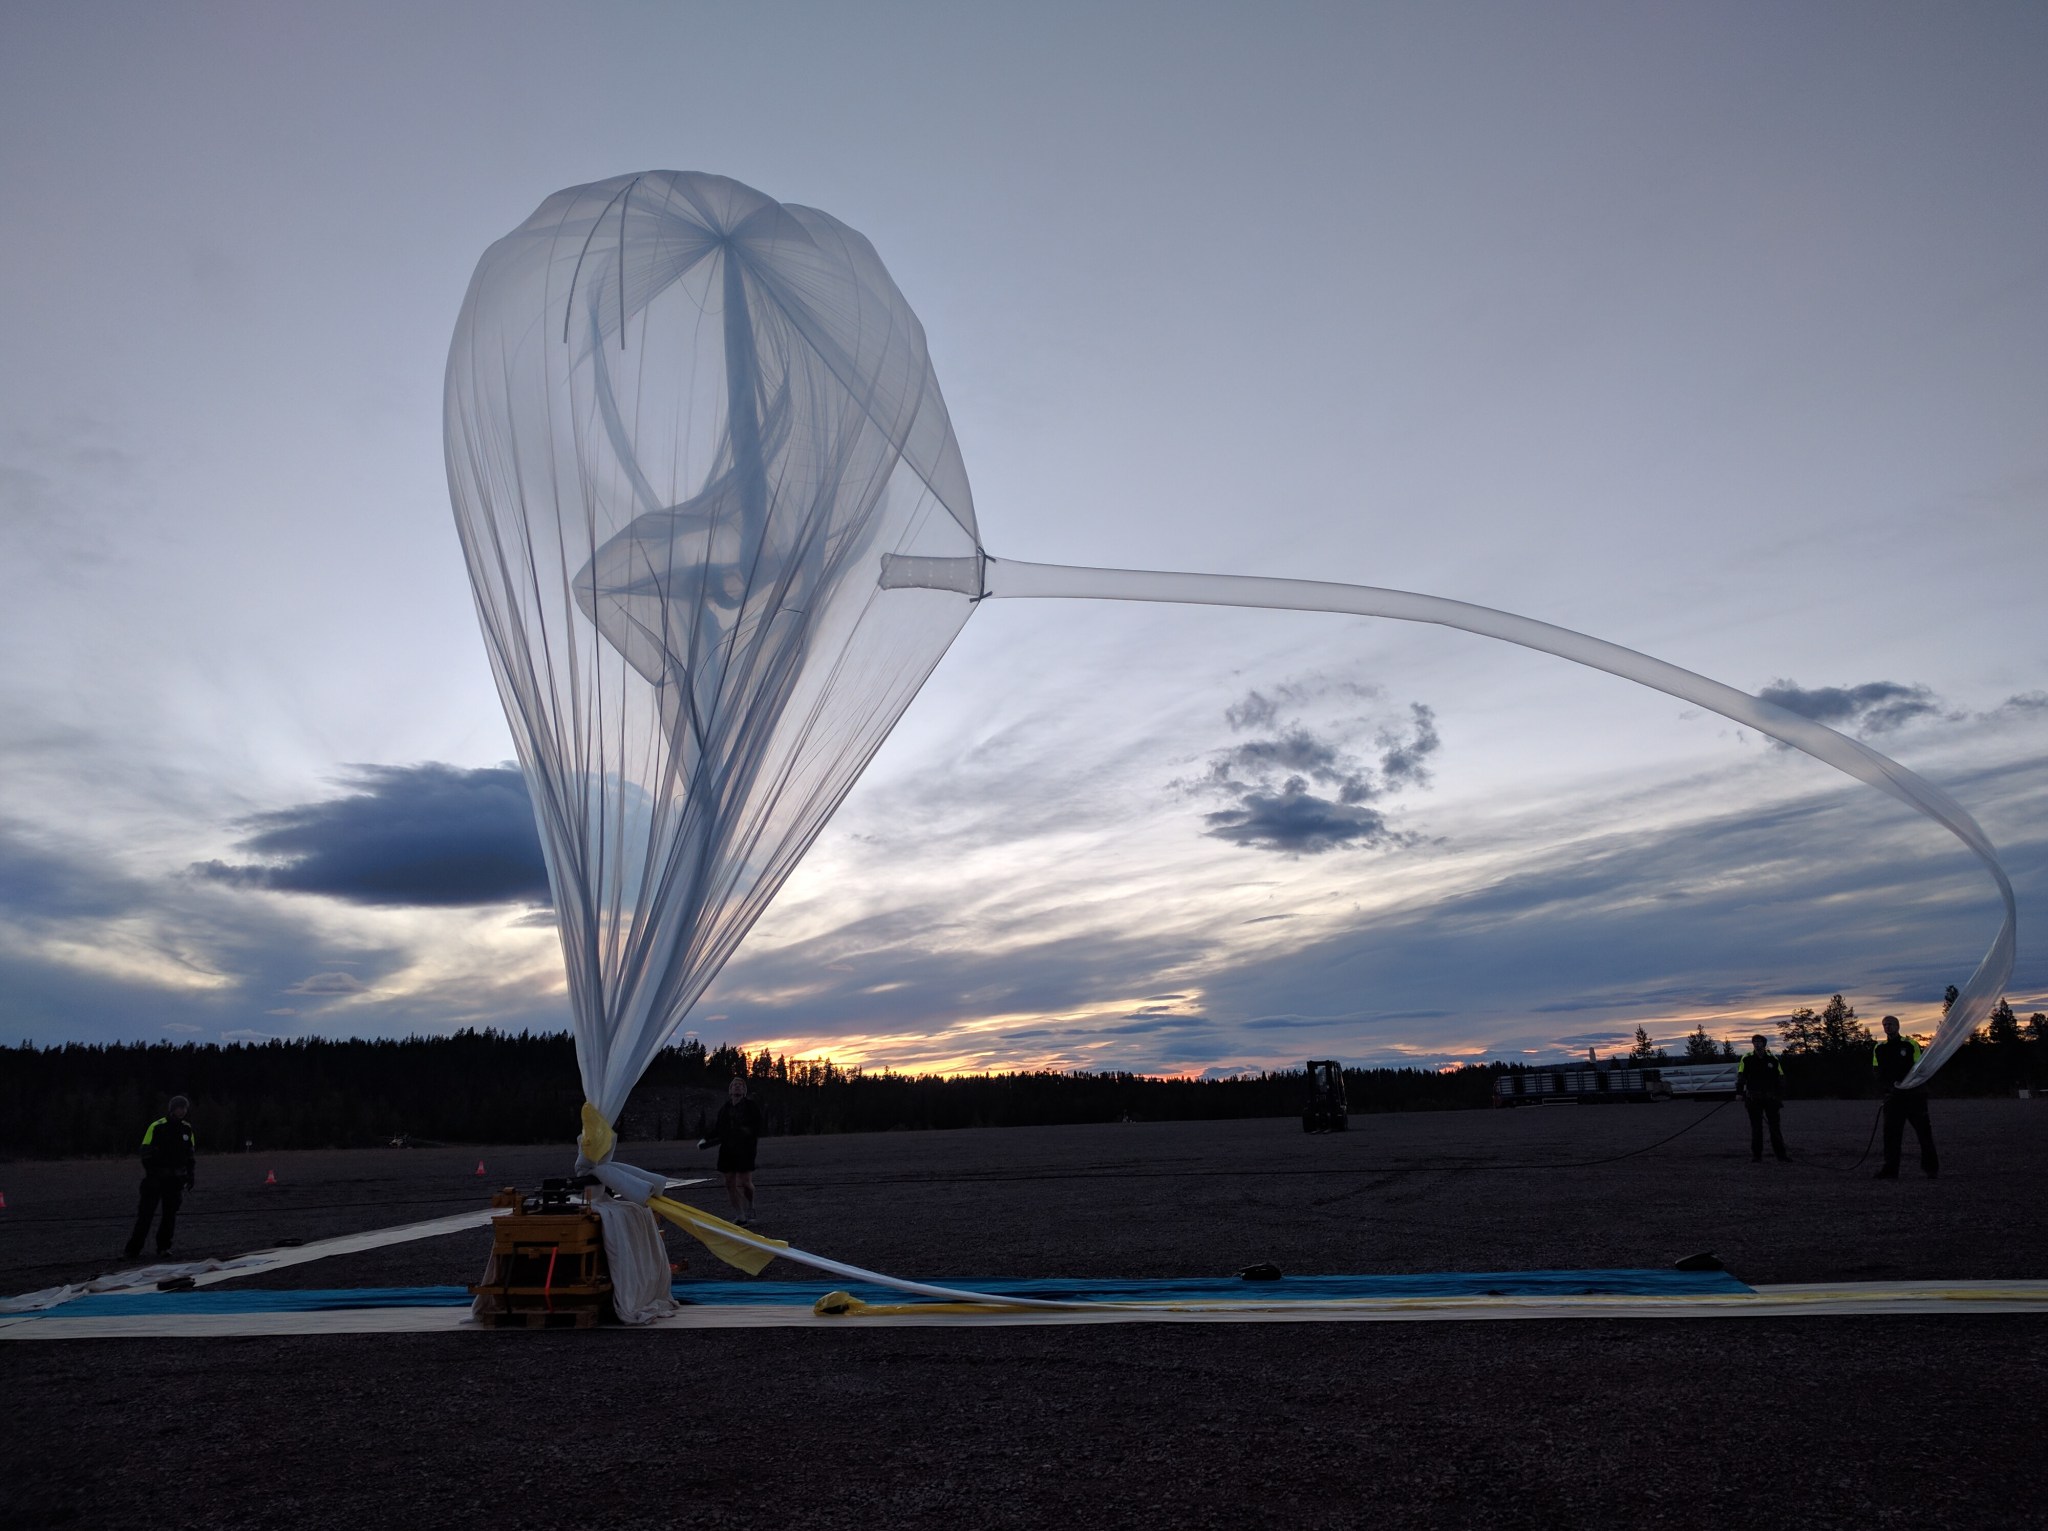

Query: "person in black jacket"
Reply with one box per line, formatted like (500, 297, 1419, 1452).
(1735, 1034, 1790, 1163)
(124, 1095, 197, 1259)
(1873, 1015, 1938, 1179)
(698, 1075, 763, 1225)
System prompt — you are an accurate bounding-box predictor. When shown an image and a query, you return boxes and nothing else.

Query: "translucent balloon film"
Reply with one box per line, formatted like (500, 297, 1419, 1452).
(446, 172, 979, 1120)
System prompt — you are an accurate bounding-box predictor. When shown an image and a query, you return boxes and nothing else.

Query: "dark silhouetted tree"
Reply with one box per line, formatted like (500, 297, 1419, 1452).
(1779, 995, 1873, 1094)
(1986, 998, 2021, 1046)
(1817, 994, 1871, 1055)
(1684, 1025, 1722, 1063)
(1780, 1006, 1821, 1055)
(1985, 999, 2026, 1089)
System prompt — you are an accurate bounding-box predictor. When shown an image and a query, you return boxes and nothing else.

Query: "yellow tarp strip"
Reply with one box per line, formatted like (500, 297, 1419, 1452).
(647, 1195, 789, 1277)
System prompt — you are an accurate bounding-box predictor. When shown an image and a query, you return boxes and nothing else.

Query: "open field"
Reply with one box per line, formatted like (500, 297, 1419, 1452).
(4, 1101, 2046, 1529)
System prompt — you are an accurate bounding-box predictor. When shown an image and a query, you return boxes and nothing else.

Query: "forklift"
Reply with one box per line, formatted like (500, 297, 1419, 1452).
(1301, 1060, 1349, 1133)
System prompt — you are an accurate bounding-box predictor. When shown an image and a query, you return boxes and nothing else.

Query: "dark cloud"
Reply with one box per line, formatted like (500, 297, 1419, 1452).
(1378, 704, 1440, 788)
(1240, 1013, 1371, 1032)
(1758, 678, 1950, 734)
(1186, 689, 1441, 854)
(194, 763, 549, 907)
(1204, 786, 1399, 854)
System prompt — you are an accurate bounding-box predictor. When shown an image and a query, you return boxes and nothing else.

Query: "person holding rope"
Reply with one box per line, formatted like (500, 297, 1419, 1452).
(1736, 1034, 1790, 1163)
(1873, 1015, 1938, 1179)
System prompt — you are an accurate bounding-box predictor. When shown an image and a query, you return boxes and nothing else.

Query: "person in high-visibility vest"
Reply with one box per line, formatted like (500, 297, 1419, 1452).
(1873, 1015, 1938, 1179)
(1735, 1034, 1790, 1162)
(124, 1095, 197, 1259)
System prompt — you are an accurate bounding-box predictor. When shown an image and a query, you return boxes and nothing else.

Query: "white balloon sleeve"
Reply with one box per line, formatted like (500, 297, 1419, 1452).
(882, 553, 2014, 1087)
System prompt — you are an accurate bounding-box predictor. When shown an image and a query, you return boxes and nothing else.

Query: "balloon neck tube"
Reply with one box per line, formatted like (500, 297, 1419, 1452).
(878, 552, 985, 597)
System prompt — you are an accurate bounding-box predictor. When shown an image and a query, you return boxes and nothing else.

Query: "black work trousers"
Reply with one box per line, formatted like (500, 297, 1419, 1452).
(126, 1173, 185, 1256)
(1744, 1098, 1786, 1160)
(1881, 1090, 1938, 1175)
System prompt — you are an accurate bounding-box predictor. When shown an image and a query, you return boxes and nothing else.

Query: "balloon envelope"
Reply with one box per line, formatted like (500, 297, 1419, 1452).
(445, 171, 980, 1119)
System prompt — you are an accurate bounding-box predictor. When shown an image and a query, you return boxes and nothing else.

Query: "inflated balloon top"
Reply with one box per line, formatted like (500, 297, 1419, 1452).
(446, 171, 2013, 1196)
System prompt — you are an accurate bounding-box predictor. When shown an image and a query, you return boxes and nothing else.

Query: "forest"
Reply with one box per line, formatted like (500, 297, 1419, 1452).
(3, 995, 2040, 1160)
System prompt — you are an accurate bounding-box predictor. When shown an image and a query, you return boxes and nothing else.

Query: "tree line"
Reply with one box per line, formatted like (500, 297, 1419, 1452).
(2, 1032, 1503, 1159)
(4, 996, 2037, 1160)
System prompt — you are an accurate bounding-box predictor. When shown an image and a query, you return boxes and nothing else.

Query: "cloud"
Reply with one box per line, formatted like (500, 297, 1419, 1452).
(284, 971, 369, 996)
(1378, 704, 1440, 788)
(0, 809, 575, 1047)
(193, 763, 549, 907)
(1758, 678, 1951, 734)
(1186, 688, 1441, 854)
(1224, 690, 1281, 731)
(1204, 787, 1399, 854)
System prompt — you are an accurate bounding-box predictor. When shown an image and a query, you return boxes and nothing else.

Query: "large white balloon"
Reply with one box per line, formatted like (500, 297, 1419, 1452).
(445, 172, 981, 1163)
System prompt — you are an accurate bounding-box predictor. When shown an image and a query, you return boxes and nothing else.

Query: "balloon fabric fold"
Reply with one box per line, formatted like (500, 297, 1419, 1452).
(446, 169, 2012, 1192)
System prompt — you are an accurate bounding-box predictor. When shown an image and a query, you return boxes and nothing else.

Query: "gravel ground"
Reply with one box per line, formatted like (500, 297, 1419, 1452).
(4, 1101, 2045, 1529)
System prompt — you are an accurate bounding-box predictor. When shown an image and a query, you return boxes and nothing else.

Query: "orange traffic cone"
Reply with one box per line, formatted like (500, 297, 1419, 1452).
(474, 1159, 486, 1177)
(264, 1169, 277, 1186)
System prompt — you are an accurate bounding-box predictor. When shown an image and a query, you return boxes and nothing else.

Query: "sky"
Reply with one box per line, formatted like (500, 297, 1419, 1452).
(1, 1, 2044, 1077)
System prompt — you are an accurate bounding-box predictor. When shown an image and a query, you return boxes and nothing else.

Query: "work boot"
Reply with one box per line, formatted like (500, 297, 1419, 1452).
(1874, 1167, 1898, 1180)
(123, 1244, 142, 1260)
(1774, 1151, 1791, 1162)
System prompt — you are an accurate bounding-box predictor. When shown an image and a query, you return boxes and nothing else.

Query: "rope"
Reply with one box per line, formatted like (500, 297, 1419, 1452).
(1784, 1101, 1887, 1175)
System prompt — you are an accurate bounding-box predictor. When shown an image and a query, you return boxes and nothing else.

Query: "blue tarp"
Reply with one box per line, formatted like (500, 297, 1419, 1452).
(23, 1268, 1748, 1318)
